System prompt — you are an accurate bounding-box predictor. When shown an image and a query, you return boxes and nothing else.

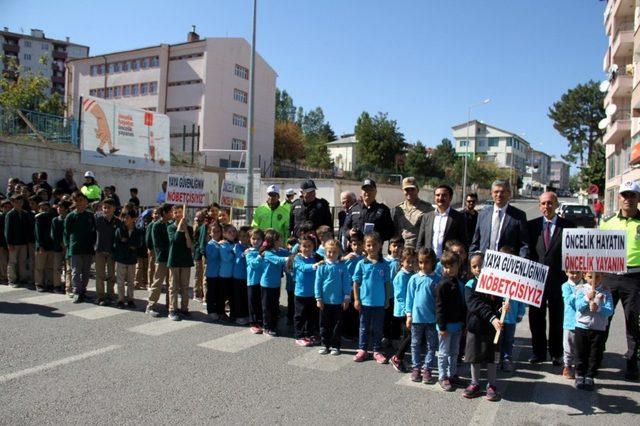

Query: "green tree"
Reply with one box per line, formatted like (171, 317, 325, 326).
(580, 143, 605, 195)
(304, 133, 333, 170)
(404, 141, 434, 181)
(274, 120, 305, 161)
(548, 80, 605, 166)
(275, 88, 296, 122)
(354, 111, 406, 170)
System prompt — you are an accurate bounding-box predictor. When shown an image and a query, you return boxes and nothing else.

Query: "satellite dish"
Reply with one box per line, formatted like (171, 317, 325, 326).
(610, 64, 619, 73)
(598, 117, 610, 130)
(599, 80, 610, 92)
(606, 103, 617, 116)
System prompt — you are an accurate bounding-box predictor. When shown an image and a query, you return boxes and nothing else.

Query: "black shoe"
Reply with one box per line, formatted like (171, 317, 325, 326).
(529, 355, 546, 364)
(53, 286, 65, 294)
(575, 376, 585, 390)
(178, 309, 191, 318)
(36, 286, 46, 293)
(72, 294, 85, 304)
(583, 377, 595, 391)
(126, 300, 136, 309)
(625, 360, 639, 380)
(115, 301, 125, 309)
(552, 357, 563, 366)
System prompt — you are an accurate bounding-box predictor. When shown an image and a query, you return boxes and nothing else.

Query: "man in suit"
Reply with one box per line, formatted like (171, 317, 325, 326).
(526, 191, 575, 366)
(416, 184, 466, 257)
(470, 179, 529, 258)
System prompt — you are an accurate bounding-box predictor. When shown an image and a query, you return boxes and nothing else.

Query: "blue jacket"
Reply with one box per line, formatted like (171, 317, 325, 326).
(260, 250, 288, 288)
(233, 243, 248, 280)
(353, 258, 390, 307)
(245, 248, 263, 286)
(315, 261, 351, 305)
(316, 245, 326, 259)
(393, 268, 413, 317)
(575, 285, 614, 332)
(344, 253, 364, 282)
(218, 240, 235, 278)
(502, 299, 526, 325)
(293, 255, 317, 297)
(385, 255, 401, 282)
(205, 240, 220, 278)
(561, 280, 581, 330)
(405, 272, 439, 324)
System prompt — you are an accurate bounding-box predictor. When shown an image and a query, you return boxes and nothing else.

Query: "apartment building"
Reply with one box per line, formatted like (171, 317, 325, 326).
(0, 28, 89, 95)
(327, 134, 357, 172)
(65, 30, 276, 169)
(550, 158, 570, 192)
(602, 0, 640, 213)
(451, 120, 531, 179)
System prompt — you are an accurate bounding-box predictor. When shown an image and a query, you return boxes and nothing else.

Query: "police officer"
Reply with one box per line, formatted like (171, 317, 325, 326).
(289, 179, 333, 237)
(251, 185, 290, 240)
(343, 178, 394, 242)
(600, 180, 640, 380)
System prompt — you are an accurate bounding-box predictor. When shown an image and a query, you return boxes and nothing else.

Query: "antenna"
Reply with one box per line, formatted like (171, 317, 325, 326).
(605, 103, 617, 116)
(599, 80, 610, 92)
(192, 25, 196, 33)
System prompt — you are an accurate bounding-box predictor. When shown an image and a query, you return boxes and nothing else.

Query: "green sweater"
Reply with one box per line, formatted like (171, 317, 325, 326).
(50, 215, 66, 253)
(64, 210, 97, 256)
(152, 220, 170, 263)
(4, 208, 30, 246)
(167, 223, 194, 268)
(113, 224, 143, 265)
(35, 211, 55, 251)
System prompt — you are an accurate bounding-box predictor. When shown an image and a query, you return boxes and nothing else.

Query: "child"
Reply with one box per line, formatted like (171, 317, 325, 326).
(128, 187, 140, 208)
(574, 271, 614, 391)
(497, 246, 525, 373)
(389, 248, 416, 372)
(463, 251, 503, 401)
(64, 191, 97, 303)
(134, 212, 151, 290)
(34, 201, 55, 292)
(50, 200, 71, 294)
(405, 248, 439, 383)
(94, 198, 119, 305)
(0, 199, 14, 285)
(384, 235, 404, 343)
(205, 222, 222, 319)
(146, 203, 173, 317)
(218, 208, 230, 225)
(315, 239, 351, 355)
(315, 225, 333, 258)
(259, 229, 290, 336)
(4, 195, 29, 287)
(113, 207, 143, 308)
(285, 236, 298, 326)
(561, 270, 584, 379)
(217, 224, 237, 321)
(145, 208, 159, 293)
(192, 210, 206, 302)
(341, 230, 365, 340)
(245, 228, 265, 333)
(352, 232, 390, 364)
(232, 226, 251, 324)
(291, 235, 323, 346)
(166, 205, 194, 321)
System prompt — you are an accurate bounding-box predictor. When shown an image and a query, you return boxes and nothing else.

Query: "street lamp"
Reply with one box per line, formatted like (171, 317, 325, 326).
(462, 98, 491, 204)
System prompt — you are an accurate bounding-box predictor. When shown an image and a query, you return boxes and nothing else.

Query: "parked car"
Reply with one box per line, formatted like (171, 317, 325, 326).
(557, 204, 596, 228)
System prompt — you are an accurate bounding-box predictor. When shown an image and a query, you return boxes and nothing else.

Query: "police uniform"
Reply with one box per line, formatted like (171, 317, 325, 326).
(289, 197, 332, 237)
(345, 201, 394, 242)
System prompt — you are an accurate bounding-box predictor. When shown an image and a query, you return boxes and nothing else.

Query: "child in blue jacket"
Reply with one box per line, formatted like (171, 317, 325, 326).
(389, 248, 416, 373)
(561, 270, 583, 379)
(245, 228, 265, 333)
(342, 230, 364, 341)
(232, 226, 251, 324)
(499, 298, 525, 372)
(259, 229, 290, 336)
(291, 235, 322, 346)
(216, 224, 237, 321)
(205, 222, 222, 318)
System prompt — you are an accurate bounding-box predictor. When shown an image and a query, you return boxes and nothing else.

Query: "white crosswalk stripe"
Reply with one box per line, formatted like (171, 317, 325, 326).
(287, 349, 354, 372)
(19, 293, 70, 306)
(395, 373, 444, 392)
(68, 306, 129, 320)
(0, 285, 23, 294)
(127, 318, 200, 336)
(198, 329, 269, 353)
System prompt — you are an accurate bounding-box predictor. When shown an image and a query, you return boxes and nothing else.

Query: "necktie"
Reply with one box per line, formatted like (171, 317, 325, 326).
(490, 209, 500, 250)
(543, 221, 551, 250)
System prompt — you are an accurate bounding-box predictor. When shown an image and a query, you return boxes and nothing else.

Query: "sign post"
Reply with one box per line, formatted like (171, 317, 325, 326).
(165, 174, 207, 207)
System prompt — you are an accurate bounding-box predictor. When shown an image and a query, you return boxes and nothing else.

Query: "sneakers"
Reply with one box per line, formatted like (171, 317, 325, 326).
(168, 311, 181, 321)
(178, 310, 191, 318)
(36, 286, 46, 293)
(127, 300, 136, 309)
(9, 282, 20, 288)
(295, 339, 311, 347)
(53, 286, 65, 294)
(563, 366, 575, 379)
(146, 307, 160, 318)
(551, 357, 563, 366)
(249, 325, 263, 334)
(410, 368, 422, 382)
(208, 313, 220, 321)
(264, 329, 277, 337)
(373, 352, 387, 364)
(72, 294, 84, 304)
(353, 349, 368, 362)
(501, 359, 514, 372)
(575, 376, 585, 390)
(390, 355, 406, 373)
(235, 317, 249, 326)
(450, 375, 465, 387)
(463, 383, 482, 399)
(116, 301, 126, 309)
(318, 347, 330, 355)
(439, 378, 453, 392)
(422, 368, 434, 384)
(583, 377, 595, 391)
(485, 385, 499, 401)
(309, 335, 321, 346)
(330, 348, 341, 356)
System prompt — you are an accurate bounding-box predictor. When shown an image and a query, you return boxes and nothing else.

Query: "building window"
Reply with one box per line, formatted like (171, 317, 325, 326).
(488, 137, 499, 147)
(131, 59, 139, 71)
(23, 54, 31, 60)
(114, 62, 121, 73)
(506, 153, 513, 165)
(141, 57, 149, 69)
(90, 65, 96, 76)
(122, 61, 130, 72)
(169, 53, 204, 61)
(108, 63, 115, 74)
(97, 88, 105, 98)
(107, 87, 114, 98)
(114, 86, 121, 98)
(150, 56, 159, 67)
(131, 84, 138, 96)
(149, 81, 158, 94)
(98, 64, 105, 75)
(234, 88, 248, 103)
(41, 43, 49, 50)
(140, 83, 148, 95)
(235, 64, 249, 79)
(459, 140, 468, 147)
(24, 40, 31, 47)
(607, 154, 617, 179)
(232, 138, 247, 150)
(168, 79, 202, 86)
(89, 89, 96, 96)
(123, 85, 130, 97)
(233, 113, 247, 128)
(477, 138, 486, 147)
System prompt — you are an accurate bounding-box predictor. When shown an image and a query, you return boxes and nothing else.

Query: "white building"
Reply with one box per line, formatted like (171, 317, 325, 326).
(327, 134, 357, 172)
(451, 120, 531, 177)
(65, 30, 276, 169)
(0, 28, 89, 95)
(550, 158, 570, 191)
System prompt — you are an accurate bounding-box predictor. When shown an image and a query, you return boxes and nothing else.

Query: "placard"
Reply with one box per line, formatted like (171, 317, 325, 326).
(166, 174, 206, 206)
(562, 229, 627, 273)
(476, 250, 549, 308)
(220, 180, 246, 208)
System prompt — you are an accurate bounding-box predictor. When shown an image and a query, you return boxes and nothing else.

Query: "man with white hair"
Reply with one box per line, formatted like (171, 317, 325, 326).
(338, 191, 357, 251)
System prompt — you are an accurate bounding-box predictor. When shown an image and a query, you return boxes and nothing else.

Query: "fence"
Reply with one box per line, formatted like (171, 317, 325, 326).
(0, 106, 79, 147)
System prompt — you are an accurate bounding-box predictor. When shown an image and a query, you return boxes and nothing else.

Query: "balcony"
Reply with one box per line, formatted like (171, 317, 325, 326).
(612, 22, 634, 60)
(605, 73, 632, 105)
(2, 43, 19, 54)
(52, 50, 67, 60)
(604, 109, 631, 145)
(51, 75, 65, 84)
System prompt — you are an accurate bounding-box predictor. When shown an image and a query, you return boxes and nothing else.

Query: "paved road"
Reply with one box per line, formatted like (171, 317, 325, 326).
(1, 197, 638, 425)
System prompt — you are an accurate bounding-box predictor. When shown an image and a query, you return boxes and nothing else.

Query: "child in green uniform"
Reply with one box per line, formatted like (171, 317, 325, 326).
(64, 192, 97, 303)
(167, 205, 194, 321)
(114, 207, 143, 308)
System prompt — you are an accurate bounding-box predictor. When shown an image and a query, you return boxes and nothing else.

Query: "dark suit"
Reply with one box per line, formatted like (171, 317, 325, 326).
(526, 215, 575, 360)
(416, 208, 467, 255)
(470, 204, 529, 258)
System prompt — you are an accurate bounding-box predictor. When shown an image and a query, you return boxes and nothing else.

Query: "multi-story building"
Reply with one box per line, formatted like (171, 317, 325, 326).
(327, 134, 357, 172)
(0, 28, 89, 95)
(530, 149, 551, 185)
(602, 0, 640, 213)
(550, 158, 570, 192)
(451, 120, 531, 182)
(65, 30, 276, 169)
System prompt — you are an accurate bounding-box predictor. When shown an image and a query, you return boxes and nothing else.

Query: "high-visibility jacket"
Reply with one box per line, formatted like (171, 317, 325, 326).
(600, 210, 640, 269)
(251, 202, 290, 240)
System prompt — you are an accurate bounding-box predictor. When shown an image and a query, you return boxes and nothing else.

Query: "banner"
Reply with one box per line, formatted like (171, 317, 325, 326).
(476, 250, 549, 308)
(81, 96, 170, 172)
(220, 180, 246, 208)
(166, 174, 206, 207)
(562, 229, 627, 273)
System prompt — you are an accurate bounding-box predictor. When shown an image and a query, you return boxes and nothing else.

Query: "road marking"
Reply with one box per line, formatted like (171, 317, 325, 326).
(127, 319, 199, 336)
(0, 286, 22, 294)
(68, 306, 129, 320)
(197, 329, 268, 353)
(0, 345, 121, 384)
(19, 293, 70, 306)
(287, 349, 353, 372)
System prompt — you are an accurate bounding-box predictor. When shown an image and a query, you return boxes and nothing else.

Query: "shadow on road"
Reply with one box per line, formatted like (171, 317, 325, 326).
(0, 301, 65, 318)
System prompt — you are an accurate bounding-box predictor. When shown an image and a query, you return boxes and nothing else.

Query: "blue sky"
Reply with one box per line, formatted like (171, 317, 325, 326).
(4, 0, 607, 160)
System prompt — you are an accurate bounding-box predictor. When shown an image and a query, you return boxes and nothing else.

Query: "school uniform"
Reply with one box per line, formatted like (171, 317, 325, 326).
(4, 208, 30, 285)
(500, 299, 526, 362)
(315, 261, 351, 349)
(561, 280, 581, 369)
(145, 220, 156, 288)
(134, 222, 149, 289)
(34, 211, 55, 289)
(113, 224, 143, 303)
(260, 249, 289, 333)
(166, 223, 194, 314)
(353, 258, 390, 352)
(192, 223, 205, 299)
(198, 223, 209, 300)
(245, 248, 264, 326)
(293, 255, 320, 339)
(50, 214, 69, 291)
(64, 210, 97, 296)
(384, 256, 401, 340)
(574, 285, 614, 379)
(232, 243, 249, 320)
(464, 278, 502, 364)
(0, 211, 8, 284)
(25, 210, 36, 284)
(217, 240, 236, 318)
(435, 276, 466, 379)
(392, 268, 414, 361)
(406, 271, 439, 370)
(342, 253, 363, 339)
(94, 214, 120, 301)
(148, 220, 170, 311)
(205, 240, 221, 315)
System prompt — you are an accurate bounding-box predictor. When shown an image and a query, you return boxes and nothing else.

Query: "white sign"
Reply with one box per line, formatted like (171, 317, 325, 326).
(562, 229, 627, 273)
(220, 180, 246, 208)
(81, 96, 170, 172)
(476, 250, 549, 308)
(166, 174, 206, 207)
